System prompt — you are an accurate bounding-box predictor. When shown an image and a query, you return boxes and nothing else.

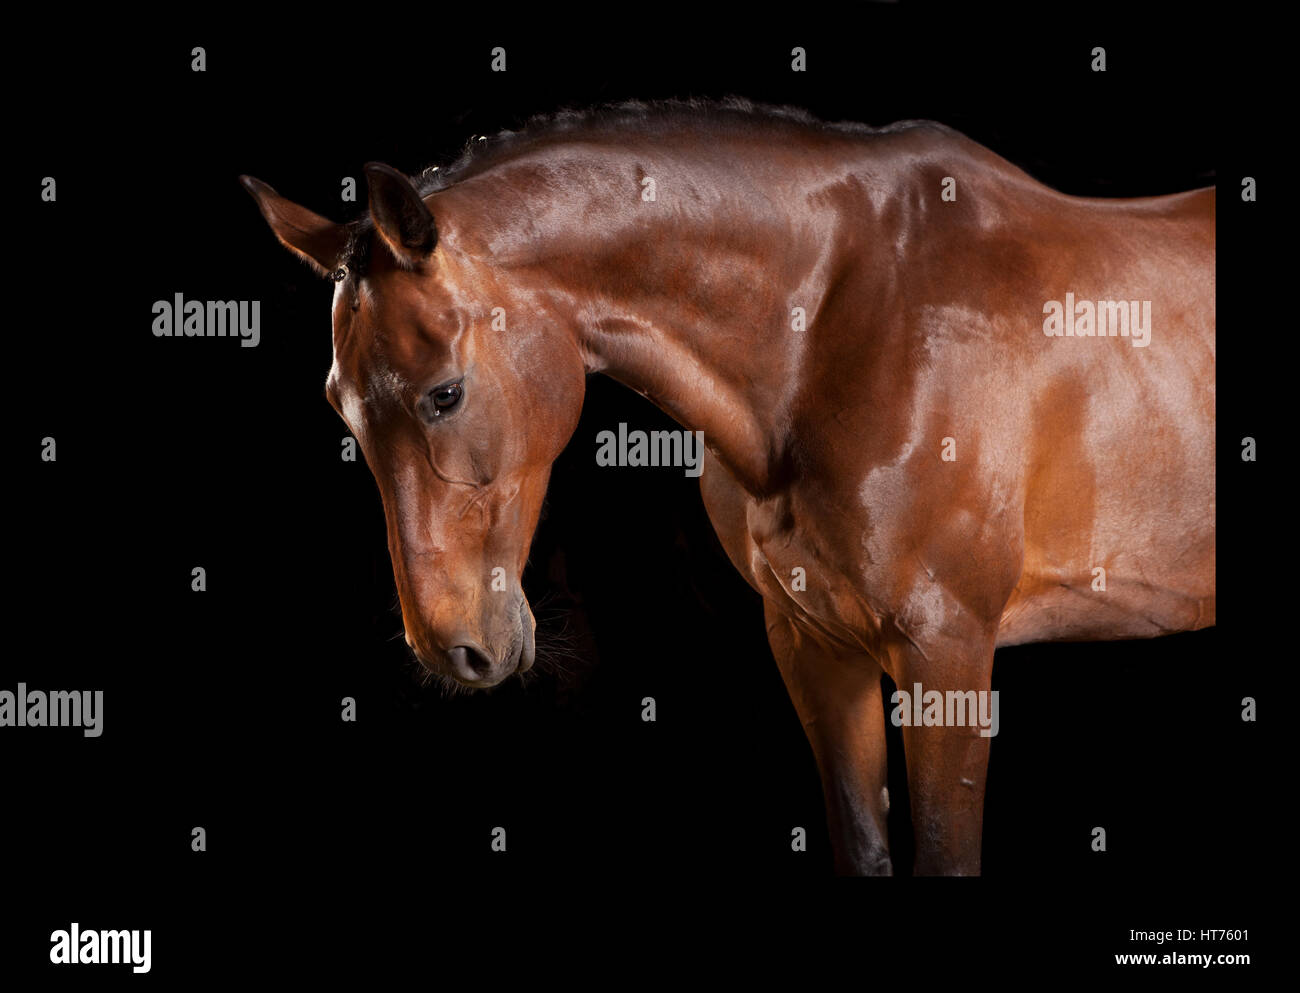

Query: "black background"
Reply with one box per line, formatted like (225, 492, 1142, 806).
(6, 6, 1277, 982)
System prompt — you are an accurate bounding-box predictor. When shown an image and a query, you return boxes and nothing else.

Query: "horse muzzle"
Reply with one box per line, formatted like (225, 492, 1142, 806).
(408, 595, 536, 688)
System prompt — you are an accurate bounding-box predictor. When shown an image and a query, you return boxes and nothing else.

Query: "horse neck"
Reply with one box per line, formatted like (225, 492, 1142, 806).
(451, 138, 877, 494)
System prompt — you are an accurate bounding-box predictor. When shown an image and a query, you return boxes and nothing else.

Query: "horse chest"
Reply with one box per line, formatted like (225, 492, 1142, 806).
(699, 461, 883, 646)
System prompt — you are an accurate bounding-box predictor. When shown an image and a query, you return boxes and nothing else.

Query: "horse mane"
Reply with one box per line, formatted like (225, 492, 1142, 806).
(340, 97, 949, 276)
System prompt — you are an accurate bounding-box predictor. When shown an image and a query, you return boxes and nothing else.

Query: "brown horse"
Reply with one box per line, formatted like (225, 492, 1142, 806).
(242, 100, 1215, 875)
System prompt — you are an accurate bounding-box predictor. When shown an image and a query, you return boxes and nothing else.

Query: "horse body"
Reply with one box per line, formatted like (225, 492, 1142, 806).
(243, 103, 1215, 875)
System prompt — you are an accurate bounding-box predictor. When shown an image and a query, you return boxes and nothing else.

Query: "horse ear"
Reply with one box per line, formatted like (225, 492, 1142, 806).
(239, 175, 347, 278)
(364, 162, 436, 266)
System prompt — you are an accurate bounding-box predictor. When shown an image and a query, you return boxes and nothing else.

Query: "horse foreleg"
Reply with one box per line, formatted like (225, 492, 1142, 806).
(765, 603, 892, 875)
(884, 628, 997, 876)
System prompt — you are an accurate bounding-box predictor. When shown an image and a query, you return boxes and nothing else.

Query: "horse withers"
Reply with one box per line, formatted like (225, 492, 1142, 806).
(242, 101, 1215, 875)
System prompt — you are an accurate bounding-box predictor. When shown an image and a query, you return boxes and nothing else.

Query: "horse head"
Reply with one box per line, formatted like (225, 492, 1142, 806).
(241, 163, 587, 687)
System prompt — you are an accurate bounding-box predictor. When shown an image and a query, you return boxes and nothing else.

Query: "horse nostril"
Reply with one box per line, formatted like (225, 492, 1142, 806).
(446, 644, 492, 678)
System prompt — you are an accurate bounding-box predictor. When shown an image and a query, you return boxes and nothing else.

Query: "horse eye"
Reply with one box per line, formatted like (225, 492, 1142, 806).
(430, 382, 463, 415)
